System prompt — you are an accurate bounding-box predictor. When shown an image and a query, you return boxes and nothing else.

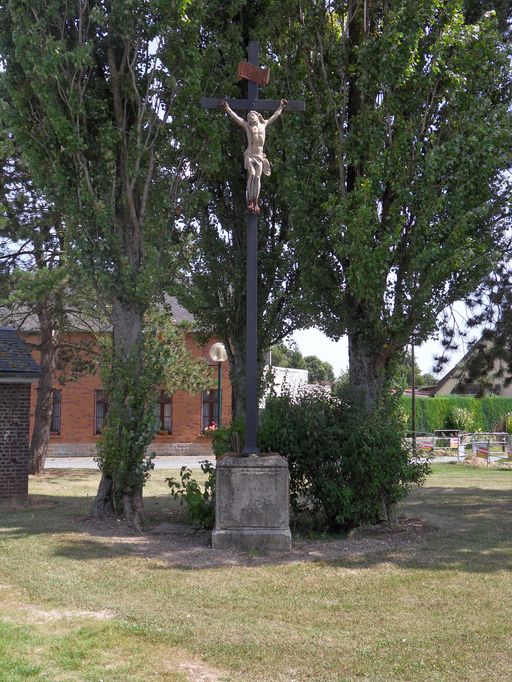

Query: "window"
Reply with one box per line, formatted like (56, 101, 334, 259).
(50, 389, 62, 434)
(155, 392, 172, 433)
(201, 389, 218, 431)
(94, 390, 108, 434)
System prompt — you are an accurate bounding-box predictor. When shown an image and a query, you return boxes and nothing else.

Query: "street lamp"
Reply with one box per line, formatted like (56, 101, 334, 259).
(209, 342, 227, 427)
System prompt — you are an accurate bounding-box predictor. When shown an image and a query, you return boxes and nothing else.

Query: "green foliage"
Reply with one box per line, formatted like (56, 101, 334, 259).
(393, 352, 438, 389)
(259, 389, 429, 532)
(209, 418, 245, 457)
(0, 1, 202, 512)
(271, 342, 335, 382)
(172, 4, 313, 419)
(288, 0, 512, 401)
(95, 350, 157, 506)
(448, 407, 475, 431)
(95, 310, 211, 502)
(166, 460, 216, 529)
(400, 396, 512, 431)
(271, 342, 306, 370)
(303, 356, 335, 383)
(421, 373, 438, 388)
(491, 411, 512, 434)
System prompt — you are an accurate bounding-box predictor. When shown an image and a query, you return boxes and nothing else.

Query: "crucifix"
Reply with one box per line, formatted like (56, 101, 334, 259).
(201, 41, 304, 456)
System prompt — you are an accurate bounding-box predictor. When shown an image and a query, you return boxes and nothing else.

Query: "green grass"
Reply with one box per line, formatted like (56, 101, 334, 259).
(0, 464, 511, 681)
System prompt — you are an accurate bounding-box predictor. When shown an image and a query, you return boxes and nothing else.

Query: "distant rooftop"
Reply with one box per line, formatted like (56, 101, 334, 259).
(0, 296, 194, 332)
(0, 328, 42, 380)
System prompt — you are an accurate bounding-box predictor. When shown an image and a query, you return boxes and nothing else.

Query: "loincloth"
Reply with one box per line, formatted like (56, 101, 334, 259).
(244, 151, 271, 176)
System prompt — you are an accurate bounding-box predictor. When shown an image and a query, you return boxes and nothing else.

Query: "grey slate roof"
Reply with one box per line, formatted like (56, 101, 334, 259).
(167, 296, 195, 324)
(0, 296, 195, 332)
(0, 328, 43, 379)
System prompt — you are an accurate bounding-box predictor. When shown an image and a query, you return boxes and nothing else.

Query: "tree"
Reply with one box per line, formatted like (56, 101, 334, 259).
(0, 133, 97, 474)
(271, 342, 306, 370)
(303, 356, 335, 384)
(270, 341, 335, 382)
(0, 1, 204, 527)
(284, 0, 511, 407)
(92, 309, 212, 523)
(172, 1, 310, 422)
(430, 0, 512, 390)
(393, 351, 438, 389)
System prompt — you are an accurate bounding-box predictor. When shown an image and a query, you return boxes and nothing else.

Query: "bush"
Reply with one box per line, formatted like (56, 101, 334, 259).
(165, 460, 215, 529)
(447, 407, 475, 431)
(492, 412, 512, 434)
(258, 388, 429, 532)
(209, 418, 245, 457)
(400, 396, 512, 432)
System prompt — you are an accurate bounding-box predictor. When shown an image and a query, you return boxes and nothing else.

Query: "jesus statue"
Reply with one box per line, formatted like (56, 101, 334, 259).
(222, 98, 288, 214)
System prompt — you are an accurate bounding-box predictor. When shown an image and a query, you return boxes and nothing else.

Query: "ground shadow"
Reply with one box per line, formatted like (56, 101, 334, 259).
(1, 485, 511, 573)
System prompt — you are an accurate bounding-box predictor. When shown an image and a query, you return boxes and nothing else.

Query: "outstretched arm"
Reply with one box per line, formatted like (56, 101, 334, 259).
(221, 100, 247, 129)
(265, 99, 288, 127)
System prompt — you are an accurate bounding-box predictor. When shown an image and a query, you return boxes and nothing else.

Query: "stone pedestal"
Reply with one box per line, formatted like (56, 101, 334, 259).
(212, 453, 291, 551)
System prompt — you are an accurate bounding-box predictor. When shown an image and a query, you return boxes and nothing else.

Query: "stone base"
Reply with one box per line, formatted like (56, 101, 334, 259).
(212, 528, 291, 551)
(211, 453, 291, 552)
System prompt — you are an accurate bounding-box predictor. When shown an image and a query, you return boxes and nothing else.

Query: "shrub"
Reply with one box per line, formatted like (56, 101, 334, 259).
(165, 460, 215, 529)
(258, 388, 429, 532)
(492, 412, 512, 434)
(447, 407, 475, 431)
(209, 418, 245, 457)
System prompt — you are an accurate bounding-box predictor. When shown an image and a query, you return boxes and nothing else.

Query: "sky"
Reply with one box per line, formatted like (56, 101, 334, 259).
(292, 327, 467, 379)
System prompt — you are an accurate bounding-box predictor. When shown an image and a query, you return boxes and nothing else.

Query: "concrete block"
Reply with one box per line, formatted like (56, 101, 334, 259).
(212, 453, 291, 551)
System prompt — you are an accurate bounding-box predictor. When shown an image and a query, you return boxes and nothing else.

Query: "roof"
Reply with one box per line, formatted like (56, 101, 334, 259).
(0, 296, 195, 332)
(430, 344, 477, 395)
(167, 296, 195, 324)
(0, 328, 42, 380)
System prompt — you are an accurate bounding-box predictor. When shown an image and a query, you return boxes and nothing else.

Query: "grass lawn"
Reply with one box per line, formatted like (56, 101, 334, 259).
(0, 463, 511, 681)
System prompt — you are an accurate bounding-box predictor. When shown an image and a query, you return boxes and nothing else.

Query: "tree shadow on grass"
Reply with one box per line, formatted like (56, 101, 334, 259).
(1, 486, 511, 573)
(0, 492, 184, 538)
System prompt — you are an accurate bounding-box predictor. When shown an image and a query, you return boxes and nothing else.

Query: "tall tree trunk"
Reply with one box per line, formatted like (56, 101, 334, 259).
(28, 303, 57, 475)
(89, 473, 115, 519)
(348, 332, 390, 408)
(91, 297, 145, 530)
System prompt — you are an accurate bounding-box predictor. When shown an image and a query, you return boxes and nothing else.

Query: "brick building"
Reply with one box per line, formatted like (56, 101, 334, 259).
(9, 300, 232, 458)
(0, 328, 42, 497)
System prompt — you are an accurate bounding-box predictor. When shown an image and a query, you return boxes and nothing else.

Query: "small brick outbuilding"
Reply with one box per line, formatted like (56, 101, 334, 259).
(0, 328, 42, 498)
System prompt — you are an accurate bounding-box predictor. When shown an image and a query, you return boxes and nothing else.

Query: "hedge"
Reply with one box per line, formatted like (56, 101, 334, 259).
(400, 396, 512, 432)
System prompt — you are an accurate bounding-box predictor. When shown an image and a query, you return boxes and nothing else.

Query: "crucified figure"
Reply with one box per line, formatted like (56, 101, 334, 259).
(222, 99, 287, 214)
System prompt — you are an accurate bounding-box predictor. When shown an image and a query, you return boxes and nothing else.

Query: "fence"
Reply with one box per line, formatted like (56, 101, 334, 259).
(413, 431, 512, 464)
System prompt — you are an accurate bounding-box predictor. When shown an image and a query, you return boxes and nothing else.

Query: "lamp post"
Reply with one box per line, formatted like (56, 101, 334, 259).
(209, 342, 227, 428)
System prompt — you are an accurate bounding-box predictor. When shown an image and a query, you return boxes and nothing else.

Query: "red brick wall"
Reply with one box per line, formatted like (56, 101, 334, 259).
(0, 383, 30, 497)
(26, 332, 232, 457)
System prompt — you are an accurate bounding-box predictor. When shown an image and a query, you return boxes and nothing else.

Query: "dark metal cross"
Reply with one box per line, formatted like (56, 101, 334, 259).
(201, 41, 304, 456)
(200, 41, 305, 115)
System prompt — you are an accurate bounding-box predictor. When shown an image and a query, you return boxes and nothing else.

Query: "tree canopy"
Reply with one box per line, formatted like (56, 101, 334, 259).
(271, 342, 336, 383)
(282, 0, 511, 404)
(0, 0, 510, 514)
(171, 0, 311, 419)
(0, 0, 208, 526)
